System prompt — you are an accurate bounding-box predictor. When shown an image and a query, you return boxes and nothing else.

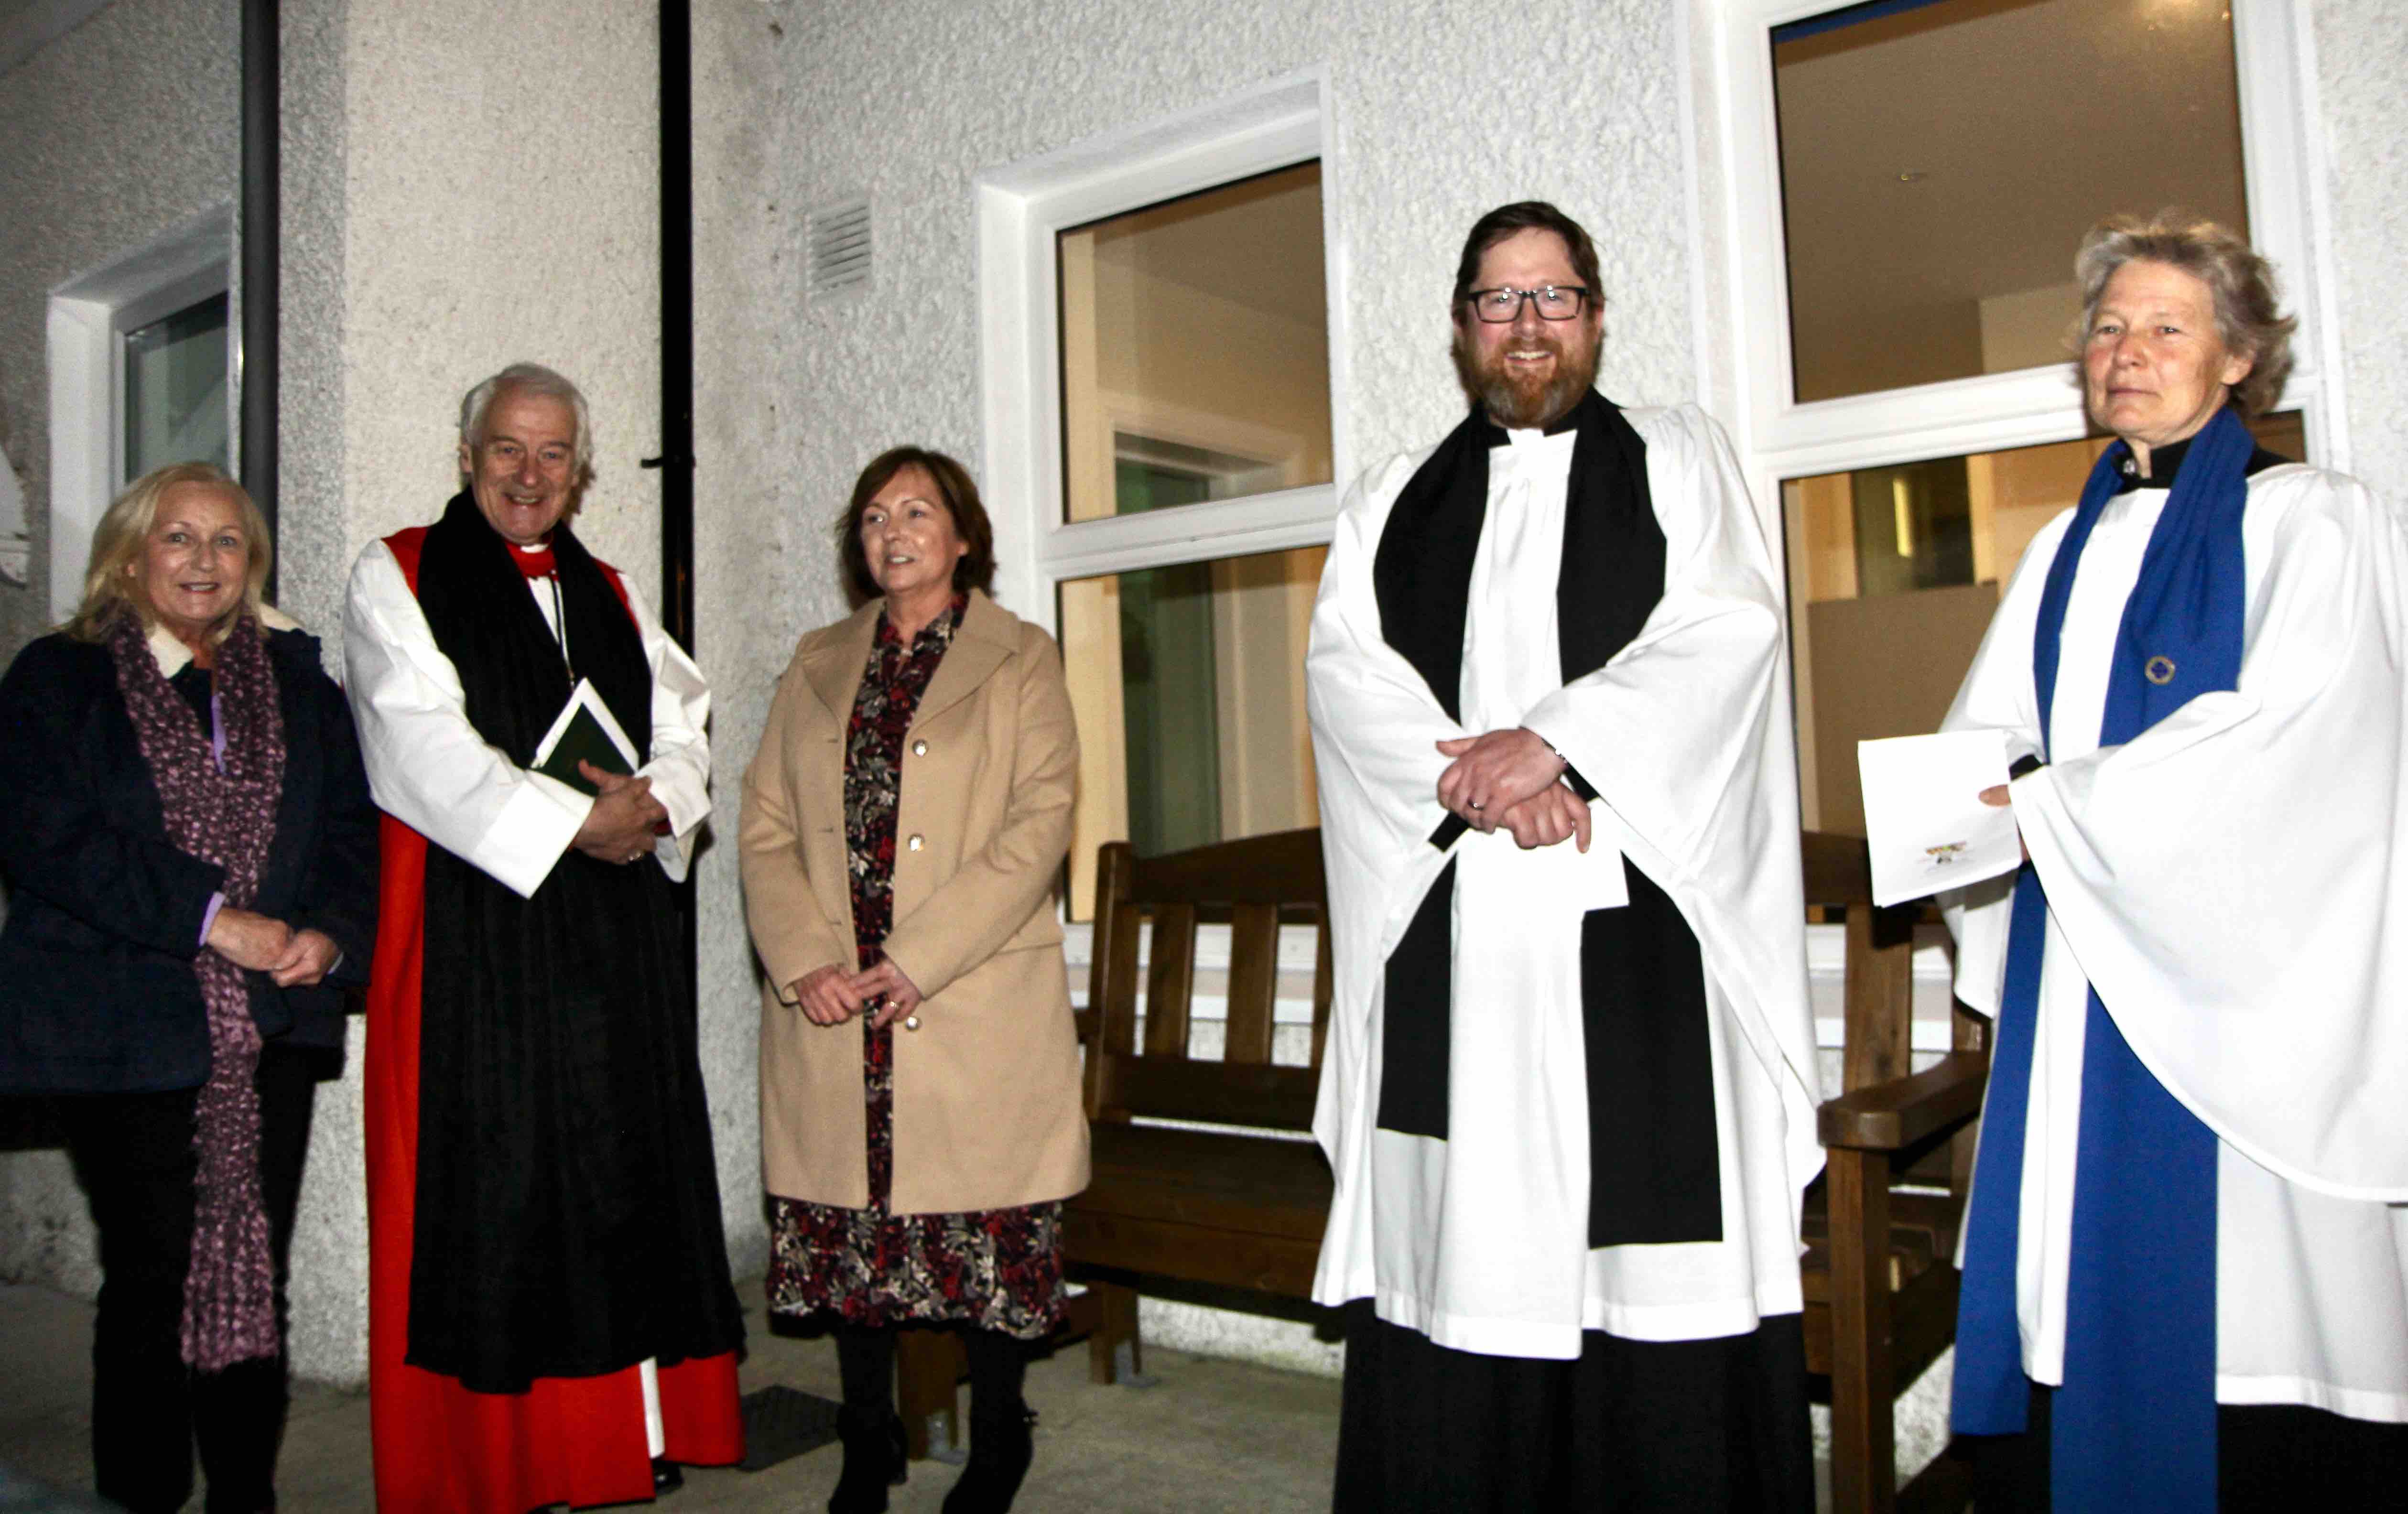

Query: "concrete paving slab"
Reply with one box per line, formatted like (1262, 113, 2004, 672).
(0, 1284, 1342, 1512)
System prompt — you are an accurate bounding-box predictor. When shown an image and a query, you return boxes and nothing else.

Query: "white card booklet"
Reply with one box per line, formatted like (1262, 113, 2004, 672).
(1856, 730, 2023, 908)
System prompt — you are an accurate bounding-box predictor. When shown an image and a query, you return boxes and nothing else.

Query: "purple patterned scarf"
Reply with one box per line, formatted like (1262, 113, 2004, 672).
(106, 611, 285, 1371)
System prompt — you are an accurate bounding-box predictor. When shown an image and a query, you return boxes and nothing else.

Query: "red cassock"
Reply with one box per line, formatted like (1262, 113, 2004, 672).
(364, 527, 742, 1512)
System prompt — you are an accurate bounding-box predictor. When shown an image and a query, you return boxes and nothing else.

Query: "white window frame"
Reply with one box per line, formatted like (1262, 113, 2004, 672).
(974, 66, 1350, 622)
(1700, 0, 2346, 517)
(1692, 0, 2341, 1054)
(976, 69, 1348, 963)
(47, 204, 235, 623)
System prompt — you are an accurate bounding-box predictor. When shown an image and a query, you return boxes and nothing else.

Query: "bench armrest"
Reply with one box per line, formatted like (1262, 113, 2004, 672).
(1817, 1049, 1989, 1152)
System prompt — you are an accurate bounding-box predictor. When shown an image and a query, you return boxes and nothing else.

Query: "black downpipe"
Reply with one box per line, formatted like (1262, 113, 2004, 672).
(642, 1, 699, 985)
(240, 0, 280, 592)
(647, 0, 696, 650)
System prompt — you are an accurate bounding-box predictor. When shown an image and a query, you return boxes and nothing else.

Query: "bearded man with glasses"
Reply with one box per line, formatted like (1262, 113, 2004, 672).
(1305, 201, 1821, 1510)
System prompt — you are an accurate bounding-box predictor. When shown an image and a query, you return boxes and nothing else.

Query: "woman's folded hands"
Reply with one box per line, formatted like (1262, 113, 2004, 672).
(789, 956, 927, 1029)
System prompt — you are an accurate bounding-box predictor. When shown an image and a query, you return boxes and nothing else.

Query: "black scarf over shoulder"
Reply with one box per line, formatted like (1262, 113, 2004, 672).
(1369, 393, 1724, 1249)
(406, 491, 740, 1393)
(1373, 389, 1663, 724)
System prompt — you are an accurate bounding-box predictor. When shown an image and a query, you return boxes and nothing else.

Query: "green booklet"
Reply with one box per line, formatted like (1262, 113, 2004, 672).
(530, 679, 641, 797)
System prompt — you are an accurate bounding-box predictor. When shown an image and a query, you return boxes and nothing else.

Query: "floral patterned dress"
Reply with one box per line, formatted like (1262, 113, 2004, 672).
(765, 596, 1067, 1339)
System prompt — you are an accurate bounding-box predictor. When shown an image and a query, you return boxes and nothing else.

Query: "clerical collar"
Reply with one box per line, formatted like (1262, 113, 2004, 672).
(510, 537, 557, 579)
(1494, 411, 1585, 444)
(2115, 434, 2195, 494)
(2114, 430, 2292, 493)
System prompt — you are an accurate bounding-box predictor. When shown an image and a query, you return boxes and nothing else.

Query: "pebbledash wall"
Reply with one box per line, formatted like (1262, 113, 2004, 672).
(2310, 0, 2408, 495)
(719, 0, 2408, 1481)
(271, 0, 696, 1385)
(0, 0, 2401, 1462)
(0, 0, 241, 1333)
(0, 0, 707, 1386)
(730, 0, 1700, 1377)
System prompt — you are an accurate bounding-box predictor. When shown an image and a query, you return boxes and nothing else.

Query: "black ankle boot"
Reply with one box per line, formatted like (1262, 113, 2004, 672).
(827, 1406, 907, 1514)
(941, 1403, 1036, 1514)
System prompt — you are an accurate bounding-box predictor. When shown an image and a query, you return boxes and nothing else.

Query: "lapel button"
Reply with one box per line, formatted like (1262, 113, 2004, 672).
(911, 739, 927, 757)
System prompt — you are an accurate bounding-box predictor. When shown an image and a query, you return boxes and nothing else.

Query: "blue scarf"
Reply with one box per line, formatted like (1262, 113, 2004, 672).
(1952, 405, 2256, 1507)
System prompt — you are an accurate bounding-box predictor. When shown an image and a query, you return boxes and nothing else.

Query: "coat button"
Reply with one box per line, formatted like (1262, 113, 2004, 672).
(902, 1014, 922, 1032)
(911, 739, 927, 757)
(907, 834, 924, 851)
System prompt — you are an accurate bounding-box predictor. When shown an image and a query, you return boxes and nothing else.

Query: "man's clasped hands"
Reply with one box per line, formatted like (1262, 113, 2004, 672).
(1436, 726, 1593, 852)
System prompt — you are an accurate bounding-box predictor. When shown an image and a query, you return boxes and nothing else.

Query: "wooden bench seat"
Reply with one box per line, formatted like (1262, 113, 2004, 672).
(1068, 1122, 1333, 1293)
(889, 828, 1334, 1451)
(1065, 828, 1335, 1382)
(893, 825, 1990, 1514)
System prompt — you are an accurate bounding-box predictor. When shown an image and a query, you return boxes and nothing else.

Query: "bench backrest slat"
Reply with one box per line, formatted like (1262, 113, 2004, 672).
(1085, 831, 1330, 1134)
(1223, 903, 1280, 1066)
(1088, 840, 1143, 1060)
(1142, 904, 1199, 1057)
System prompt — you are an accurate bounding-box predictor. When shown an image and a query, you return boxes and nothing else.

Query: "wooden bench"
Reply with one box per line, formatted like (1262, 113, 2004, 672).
(1798, 831, 1988, 1514)
(889, 826, 1333, 1454)
(896, 826, 1989, 1511)
(1066, 827, 1336, 1383)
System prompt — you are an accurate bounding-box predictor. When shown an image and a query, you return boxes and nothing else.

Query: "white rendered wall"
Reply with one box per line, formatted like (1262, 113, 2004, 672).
(0, 0, 2398, 1422)
(272, 0, 689, 1385)
(0, 0, 239, 678)
(0, 0, 240, 1311)
(702, 0, 1697, 1395)
(274, 0, 702, 1383)
(2310, 0, 2408, 493)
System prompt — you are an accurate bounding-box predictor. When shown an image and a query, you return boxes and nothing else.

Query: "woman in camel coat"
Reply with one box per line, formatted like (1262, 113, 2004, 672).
(740, 445, 1085, 1514)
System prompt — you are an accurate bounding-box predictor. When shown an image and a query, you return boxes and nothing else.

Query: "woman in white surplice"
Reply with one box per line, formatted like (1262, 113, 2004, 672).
(1942, 214, 2408, 1508)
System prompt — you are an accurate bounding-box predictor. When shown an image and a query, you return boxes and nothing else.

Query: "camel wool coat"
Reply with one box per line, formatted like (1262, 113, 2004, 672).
(741, 590, 1089, 1216)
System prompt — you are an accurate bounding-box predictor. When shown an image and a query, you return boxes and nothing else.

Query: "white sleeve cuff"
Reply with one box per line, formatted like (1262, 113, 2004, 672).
(474, 769, 593, 898)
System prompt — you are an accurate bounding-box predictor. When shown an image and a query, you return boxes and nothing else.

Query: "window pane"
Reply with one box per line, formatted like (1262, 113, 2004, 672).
(1058, 162, 1333, 523)
(123, 292, 230, 483)
(1786, 411, 2307, 833)
(1774, 0, 2247, 402)
(1057, 545, 1325, 919)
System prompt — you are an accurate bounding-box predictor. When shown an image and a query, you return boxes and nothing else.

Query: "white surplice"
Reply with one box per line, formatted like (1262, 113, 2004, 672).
(1307, 403, 1823, 1360)
(1944, 464, 2408, 1420)
(342, 536, 711, 897)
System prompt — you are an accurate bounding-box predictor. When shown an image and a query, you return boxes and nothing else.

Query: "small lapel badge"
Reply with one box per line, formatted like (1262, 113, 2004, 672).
(2145, 654, 2178, 685)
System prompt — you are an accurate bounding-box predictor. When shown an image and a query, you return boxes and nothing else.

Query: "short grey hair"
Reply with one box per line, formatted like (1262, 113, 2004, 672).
(2076, 212, 2296, 423)
(457, 362, 595, 474)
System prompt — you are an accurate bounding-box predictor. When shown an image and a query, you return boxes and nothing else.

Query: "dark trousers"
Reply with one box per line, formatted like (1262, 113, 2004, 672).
(54, 1042, 324, 1514)
(1967, 1381, 2408, 1512)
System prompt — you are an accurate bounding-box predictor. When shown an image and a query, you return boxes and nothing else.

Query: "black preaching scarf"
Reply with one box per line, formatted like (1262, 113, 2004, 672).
(405, 491, 741, 1393)
(1370, 393, 1722, 1248)
(1374, 390, 1663, 723)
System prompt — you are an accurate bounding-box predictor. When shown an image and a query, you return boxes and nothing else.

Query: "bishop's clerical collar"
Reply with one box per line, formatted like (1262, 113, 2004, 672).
(2115, 433, 2194, 494)
(509, 536, 557, 579)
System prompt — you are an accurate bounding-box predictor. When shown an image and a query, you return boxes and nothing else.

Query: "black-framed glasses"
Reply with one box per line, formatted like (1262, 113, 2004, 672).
(1464, 285, 1591, 323)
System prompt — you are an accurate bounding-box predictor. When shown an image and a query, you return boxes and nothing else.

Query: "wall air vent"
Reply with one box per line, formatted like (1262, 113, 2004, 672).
(806, 196, 872, 304)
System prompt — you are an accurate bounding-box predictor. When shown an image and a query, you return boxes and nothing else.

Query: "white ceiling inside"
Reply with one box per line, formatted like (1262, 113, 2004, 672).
(1081, 161, 1328, 332)
(1776, 0, 2248, 398)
